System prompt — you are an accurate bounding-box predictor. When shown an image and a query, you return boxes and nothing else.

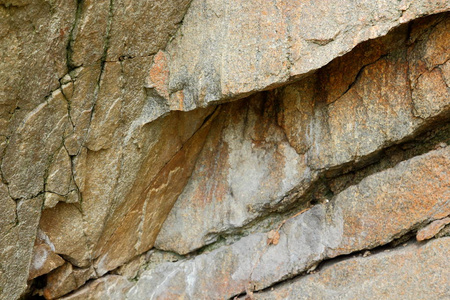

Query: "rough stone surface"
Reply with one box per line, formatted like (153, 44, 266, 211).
(39, 203, 92, 268)
(0, 196, 43, 300)
(156, 94, 314, 254)
(42, 262, 95, 299)
(0, 1, 449, 299)
(156, 15, 450, 255)
(58, 275, 133, 300)
(417, 217, 450, 241)
(253, 237, 450, 300)
(125, 147, 450, 299)
(158, 0, 450, 113)
(2, 89, 69, 200)
(93, 108, 217, 274)
(28, 243, 65, 281)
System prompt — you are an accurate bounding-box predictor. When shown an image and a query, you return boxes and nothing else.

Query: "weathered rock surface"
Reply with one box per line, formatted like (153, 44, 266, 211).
(42, 262, 95, 299)
(28, 235, 65, 281)
(81, 146, 447, 299)
(155, 0, 450, 114)
(0, 0, 449, 299)
(135, 147, 450, 298)
(156, 14, 450, 255)
(155, 94, 314, 254)
(253, 237, 450, 300)
(416, 217, 450, 241)
(58, 275, 133, 300)
(0, 196, 42, 300)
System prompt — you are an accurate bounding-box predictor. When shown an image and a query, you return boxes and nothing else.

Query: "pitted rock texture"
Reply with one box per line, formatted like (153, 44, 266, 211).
(0, 1, 449, 299)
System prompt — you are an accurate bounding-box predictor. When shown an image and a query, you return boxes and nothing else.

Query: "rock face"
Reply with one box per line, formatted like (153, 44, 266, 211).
(0, 1, 448, 299)
(253, 237, 450, 300)
(119, 146, 450, 299)
(155, 13, 450, 255)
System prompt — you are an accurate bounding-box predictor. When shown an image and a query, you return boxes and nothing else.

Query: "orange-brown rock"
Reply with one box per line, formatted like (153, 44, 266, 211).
(93, 108, 218, 274)
(146, 51, 170, 101)
(0, 1, 449, 299)
(123, 146, 450, 299)
(156, 14, 450, 255)
(28, 243, 65, 281)
(417, 217, 450, 241)
(42, 263, 95, 299)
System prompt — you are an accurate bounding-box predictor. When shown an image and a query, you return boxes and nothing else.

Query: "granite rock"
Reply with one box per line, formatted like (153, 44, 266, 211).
(126, 147, 450, 299)
(253, 237, 450, 300)
(0, 1, 448, 299)
(158, 0, 450, 112)
(156, 15, 450, 255)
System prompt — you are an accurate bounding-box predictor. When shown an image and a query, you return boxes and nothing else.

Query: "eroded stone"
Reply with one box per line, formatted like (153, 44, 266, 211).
(106, 0, 192, 61)
(2, 3, 449, 299)
(160, 0, 450, 111)
(2, 89, 69, 199)
(28, 243, 65, 281)
(94, 108, 218, 275)
(46, 147, 72, 196)
(126, 147, 450, 299)
(42, 262, 95, 299)
(417, 217, 450, 241)
(58, 275, 133, 300)
(253, 237, 450, 300)
(39, 203, 91, 268)
(0, 196, 43, 300)
(156, 16, 450, 255)
(156, 94, 313, 254)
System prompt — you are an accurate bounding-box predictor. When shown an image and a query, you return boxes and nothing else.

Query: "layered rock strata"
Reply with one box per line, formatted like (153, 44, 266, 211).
(62, 145, 449, 299)
(253, 237, 450, 300)
(0, 1, 448, 299)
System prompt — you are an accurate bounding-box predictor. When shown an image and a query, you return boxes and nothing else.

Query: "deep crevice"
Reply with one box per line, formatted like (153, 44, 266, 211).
(66, 0, 83, 72)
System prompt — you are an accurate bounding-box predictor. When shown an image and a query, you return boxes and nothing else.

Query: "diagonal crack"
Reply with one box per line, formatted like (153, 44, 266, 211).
(327, 54, 389, 107)
(234, 233, 444, 299)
